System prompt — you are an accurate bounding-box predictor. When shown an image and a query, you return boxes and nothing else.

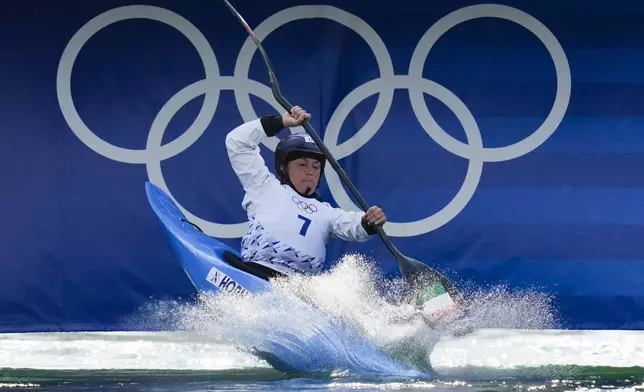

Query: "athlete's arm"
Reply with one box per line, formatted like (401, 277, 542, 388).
(225, 116, 284, 194)
(225, 107, 310, 193)
(329, 208, 379, 242)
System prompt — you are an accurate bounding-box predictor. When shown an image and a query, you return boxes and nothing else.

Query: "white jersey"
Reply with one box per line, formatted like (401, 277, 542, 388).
(225, 118, 373, 276)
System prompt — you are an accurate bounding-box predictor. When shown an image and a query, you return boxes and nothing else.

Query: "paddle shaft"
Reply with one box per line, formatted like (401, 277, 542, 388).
(220, 1, 473, 311)
(282, 104, 404, 261)
(220, 0, 408, 262)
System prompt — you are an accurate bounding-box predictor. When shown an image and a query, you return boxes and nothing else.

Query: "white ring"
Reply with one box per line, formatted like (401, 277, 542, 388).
(145, 76, 292, 238)
(408, 4, 571, 162)
(324, 75, 484, 237)
(233, 5, 395, 155)
(57, 5, 221, 164)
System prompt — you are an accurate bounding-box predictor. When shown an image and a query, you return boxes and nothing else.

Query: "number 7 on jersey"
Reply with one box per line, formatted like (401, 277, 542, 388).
(297, 214, 311, 236)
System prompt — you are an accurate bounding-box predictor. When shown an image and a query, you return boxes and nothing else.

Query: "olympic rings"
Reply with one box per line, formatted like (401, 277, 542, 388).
(292, 196, 319, 214)
(56, 4, 570, 238)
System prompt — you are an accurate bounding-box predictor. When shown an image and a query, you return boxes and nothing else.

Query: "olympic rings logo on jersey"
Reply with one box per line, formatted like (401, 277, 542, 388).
(56, 4, 571, 239)
(292, 196, 319, 215)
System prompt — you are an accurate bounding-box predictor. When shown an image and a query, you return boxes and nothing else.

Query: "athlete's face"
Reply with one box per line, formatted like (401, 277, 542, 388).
(287, 158, 322, 195)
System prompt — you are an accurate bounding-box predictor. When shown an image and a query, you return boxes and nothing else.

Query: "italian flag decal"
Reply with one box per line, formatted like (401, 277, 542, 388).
(419, 283, 459, 323)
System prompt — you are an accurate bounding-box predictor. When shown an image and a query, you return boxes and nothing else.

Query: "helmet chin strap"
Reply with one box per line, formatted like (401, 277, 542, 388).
(288, 179, 316, 199)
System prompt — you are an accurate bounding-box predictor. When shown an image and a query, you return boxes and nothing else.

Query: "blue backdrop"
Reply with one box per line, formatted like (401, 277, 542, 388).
(1, 0, 643, 332)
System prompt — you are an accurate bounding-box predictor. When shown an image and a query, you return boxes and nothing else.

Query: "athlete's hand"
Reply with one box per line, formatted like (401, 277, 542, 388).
(282, 106, 311, 127)
(363, 206, 386, 226)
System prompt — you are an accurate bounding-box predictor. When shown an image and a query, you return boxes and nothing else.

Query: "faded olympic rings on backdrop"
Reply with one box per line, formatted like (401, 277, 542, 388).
(292, 196, 319, 215)
(56, 4, 571, 239)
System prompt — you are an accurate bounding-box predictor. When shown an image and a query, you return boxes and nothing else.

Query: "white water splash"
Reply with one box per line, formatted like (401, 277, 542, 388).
(133, 253, 558, 375)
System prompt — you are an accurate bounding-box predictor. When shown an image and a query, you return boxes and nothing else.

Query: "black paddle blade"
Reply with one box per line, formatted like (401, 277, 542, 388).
(397, 255, 465, 306)
(397, 255, 470, 329)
